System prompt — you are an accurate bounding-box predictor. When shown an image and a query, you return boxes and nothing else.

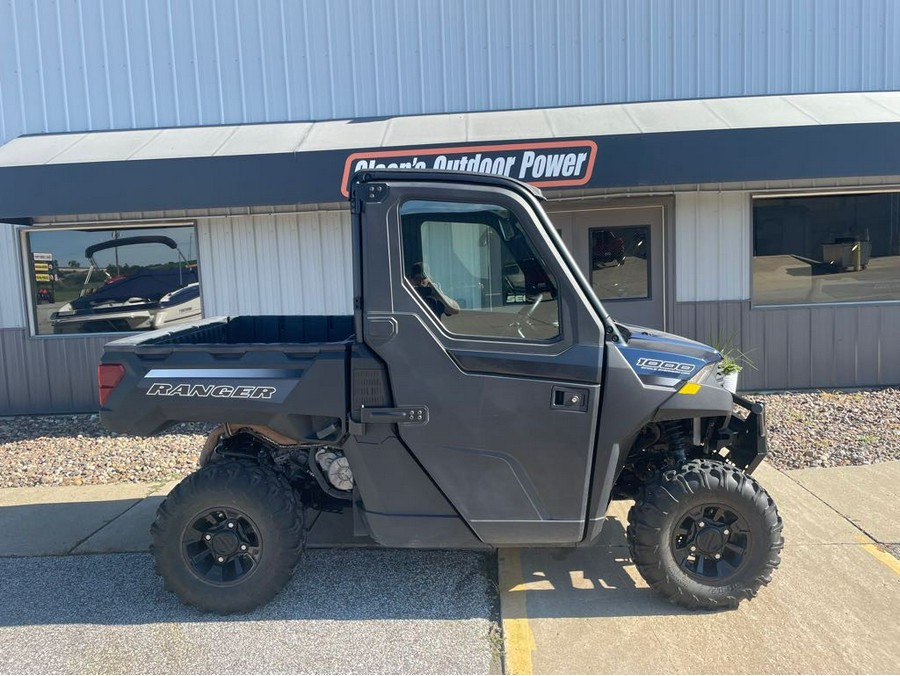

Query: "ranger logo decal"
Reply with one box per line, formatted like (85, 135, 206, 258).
(146, 383, 277, 399)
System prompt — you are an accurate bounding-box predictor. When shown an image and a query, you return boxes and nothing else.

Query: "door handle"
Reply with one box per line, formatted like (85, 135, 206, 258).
(552, 386, 588, 411)
(360, 405, 429, 425)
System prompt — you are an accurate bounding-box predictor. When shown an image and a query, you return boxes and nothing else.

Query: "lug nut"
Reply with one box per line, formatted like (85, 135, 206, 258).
(217, 556, 224, 563)
(698, 521, 705, 527)
(723, 529, 730, 535)
(715, 554, 721, 559)
(227, 522, 234, 529)
(204, 534, 211, 541)
(240, 544, 247, 551)
(690, 546, 697, 552)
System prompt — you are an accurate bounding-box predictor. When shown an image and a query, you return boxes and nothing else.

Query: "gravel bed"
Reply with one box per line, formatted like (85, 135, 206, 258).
(0, 415, 210, 488)
(753, 388, 900, 470)
(1, 388, 898, 488)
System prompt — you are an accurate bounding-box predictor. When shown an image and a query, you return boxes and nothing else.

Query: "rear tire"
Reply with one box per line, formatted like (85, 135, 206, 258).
(151, 459, 305, 614)
(627, 459, 783, 610)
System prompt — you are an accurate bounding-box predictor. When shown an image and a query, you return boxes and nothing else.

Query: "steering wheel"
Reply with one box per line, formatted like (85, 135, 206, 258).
(509, 294, 545, 338)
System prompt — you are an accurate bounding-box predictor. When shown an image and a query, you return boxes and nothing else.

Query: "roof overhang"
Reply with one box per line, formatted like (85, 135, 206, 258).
(2, 92, 900, 220)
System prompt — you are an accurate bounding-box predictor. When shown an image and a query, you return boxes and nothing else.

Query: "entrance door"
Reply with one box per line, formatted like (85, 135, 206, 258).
(359, 181, 608, 546)
(551, 206, 666, 329)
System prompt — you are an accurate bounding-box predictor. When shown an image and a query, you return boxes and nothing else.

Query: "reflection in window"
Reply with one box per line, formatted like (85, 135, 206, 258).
(589, 226, 650, 300)
(753, 193, 900, 306)
(400, 200, 559, 340)
(26, 225, 201, 335)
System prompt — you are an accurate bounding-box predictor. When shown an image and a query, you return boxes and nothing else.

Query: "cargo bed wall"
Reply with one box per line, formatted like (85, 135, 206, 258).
(146, 315, 355, 346)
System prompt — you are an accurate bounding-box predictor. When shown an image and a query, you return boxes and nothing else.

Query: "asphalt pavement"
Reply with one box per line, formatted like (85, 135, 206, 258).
(0, 549, 499, 674)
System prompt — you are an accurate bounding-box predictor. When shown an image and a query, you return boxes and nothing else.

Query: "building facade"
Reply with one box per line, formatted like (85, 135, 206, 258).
(2, 0, 900, 414)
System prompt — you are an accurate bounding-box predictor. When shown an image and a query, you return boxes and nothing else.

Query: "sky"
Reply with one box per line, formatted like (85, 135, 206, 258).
(27, 226, 197, 268)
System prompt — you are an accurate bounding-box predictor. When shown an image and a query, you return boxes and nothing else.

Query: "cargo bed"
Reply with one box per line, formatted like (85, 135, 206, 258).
(100, 315, 354, 437)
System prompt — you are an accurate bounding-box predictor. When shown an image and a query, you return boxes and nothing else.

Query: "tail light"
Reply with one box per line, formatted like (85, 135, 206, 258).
(98, 364, 125, 407)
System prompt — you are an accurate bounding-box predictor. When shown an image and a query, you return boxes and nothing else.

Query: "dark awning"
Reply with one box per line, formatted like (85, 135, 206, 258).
(2, 92, 900, 221)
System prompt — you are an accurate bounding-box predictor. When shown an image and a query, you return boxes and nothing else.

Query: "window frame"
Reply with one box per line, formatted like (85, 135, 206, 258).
(398, 196, 565, 345)
(19, 220, 202, 339)
(750, 190, 900, 310)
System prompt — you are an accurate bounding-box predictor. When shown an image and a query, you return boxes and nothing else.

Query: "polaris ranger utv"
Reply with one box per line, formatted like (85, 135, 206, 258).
(99, 170, 783, 614)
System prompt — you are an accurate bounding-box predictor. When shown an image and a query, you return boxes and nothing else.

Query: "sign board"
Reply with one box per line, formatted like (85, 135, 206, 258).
(33, 262, 50, 272)
(33, 252, 53, 262)
(34, 273, 51, 282)
(341, 140, 598, 197)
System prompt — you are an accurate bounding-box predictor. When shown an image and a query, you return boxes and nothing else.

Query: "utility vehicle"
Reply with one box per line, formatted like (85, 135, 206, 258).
(99, 171, 783, 614)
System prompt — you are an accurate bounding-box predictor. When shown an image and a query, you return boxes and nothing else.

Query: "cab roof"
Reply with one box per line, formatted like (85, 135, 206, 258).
(350, 168, 546, 201)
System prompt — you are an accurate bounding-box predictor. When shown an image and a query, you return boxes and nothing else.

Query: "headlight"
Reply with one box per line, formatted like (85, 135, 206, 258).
(688, 362, 719, 384)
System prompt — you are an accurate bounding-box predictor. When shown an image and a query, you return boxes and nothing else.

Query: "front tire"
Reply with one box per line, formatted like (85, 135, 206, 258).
(151, 459, 305, 614)
(627, 459, 783, 610)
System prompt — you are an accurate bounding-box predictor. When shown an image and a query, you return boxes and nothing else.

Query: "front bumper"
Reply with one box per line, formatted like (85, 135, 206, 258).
(722, 394, 768, 473)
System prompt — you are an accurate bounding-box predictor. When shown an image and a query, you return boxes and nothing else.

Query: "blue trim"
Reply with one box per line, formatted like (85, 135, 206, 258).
(145, 368, 307, 379)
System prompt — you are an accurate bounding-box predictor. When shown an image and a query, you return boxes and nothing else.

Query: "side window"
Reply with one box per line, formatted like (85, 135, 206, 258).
(589, 225, 651, 300)
(400, 200, 560, 340)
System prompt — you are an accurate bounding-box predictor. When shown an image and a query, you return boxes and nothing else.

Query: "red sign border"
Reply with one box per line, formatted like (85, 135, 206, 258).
(340, 139, 598, 197)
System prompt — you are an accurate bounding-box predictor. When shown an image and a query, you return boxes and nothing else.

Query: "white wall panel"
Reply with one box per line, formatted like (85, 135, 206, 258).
(0, 226, 25, 328)
(197, 210, 353, 317)
(675, 192, 751, 303)
(3, 0, 900, 147)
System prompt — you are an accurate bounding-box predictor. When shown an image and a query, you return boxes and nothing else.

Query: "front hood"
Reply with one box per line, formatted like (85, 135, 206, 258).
(616, 322, 721, 384)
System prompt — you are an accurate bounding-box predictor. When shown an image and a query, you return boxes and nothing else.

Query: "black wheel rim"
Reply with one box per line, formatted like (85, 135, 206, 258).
(181, 507, 263, 586)
(671, 503, 750, 583)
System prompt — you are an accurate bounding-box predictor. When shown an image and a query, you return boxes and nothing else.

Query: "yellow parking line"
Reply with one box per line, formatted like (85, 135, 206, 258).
(856, 536, 900, 576)
(498, 548, 536, 675)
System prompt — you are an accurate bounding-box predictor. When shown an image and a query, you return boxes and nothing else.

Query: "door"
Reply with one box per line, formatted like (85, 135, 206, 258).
(551, 206, 666, 329)
(359, 181, 608, 546)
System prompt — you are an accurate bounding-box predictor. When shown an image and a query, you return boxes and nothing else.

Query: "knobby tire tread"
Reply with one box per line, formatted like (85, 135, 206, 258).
(150, 459, 305, 614)
(626, 459, 784, 610)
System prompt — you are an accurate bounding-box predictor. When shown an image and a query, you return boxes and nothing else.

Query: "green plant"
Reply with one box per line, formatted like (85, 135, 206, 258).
(711, 333, 756, 375)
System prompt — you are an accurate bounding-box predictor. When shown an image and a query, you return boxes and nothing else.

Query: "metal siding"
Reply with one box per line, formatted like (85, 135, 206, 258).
(880, 308, 900, 383)
(3, 0, 900, 146)
(786, 310, 812, 389)
(674, 301, 900, 389)
(0, 328, 106, 414)
(3, 0, 900, 413)
(197, 210, 352, 317)
(675, 191, 750, 303)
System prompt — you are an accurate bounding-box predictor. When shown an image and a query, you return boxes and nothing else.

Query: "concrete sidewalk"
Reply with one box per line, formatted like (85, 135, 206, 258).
(499, 461, 900, 674)
(0, 478, 373, 557)
(2, 462, 899, 674)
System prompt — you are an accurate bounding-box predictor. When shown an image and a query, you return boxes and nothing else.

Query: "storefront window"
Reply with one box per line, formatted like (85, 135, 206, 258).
(25, 224, 201, 335)
(752, 193, 900, 306)
(589, 226, 650, 300)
